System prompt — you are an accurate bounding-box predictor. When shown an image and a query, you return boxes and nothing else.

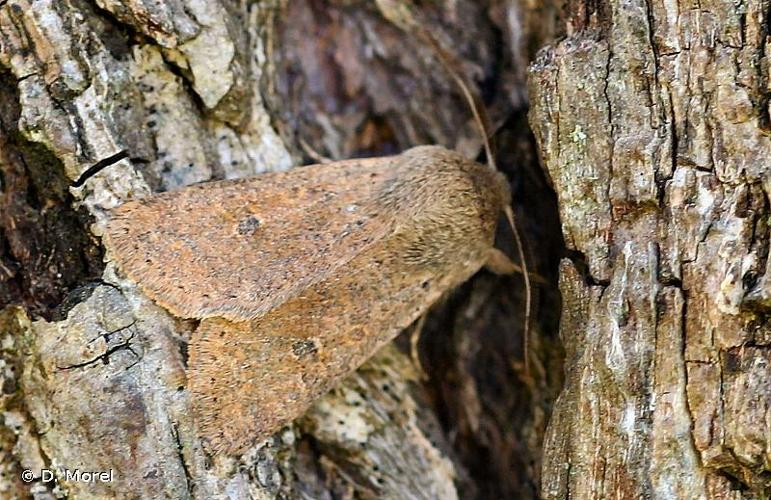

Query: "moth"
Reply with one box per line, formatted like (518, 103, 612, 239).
(102, 21, 533, 454)
(102, 144, 528, 456)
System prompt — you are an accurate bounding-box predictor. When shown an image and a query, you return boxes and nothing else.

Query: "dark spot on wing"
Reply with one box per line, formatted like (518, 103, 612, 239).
(237, 216, 261, 236)
(292, 340, 318, 358)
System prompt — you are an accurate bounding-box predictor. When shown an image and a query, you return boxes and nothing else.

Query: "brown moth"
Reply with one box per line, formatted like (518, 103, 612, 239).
(102, 145, 519, 455)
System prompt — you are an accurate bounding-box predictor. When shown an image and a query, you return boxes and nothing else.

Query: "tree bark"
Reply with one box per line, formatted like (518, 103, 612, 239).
(530, 1, 771, 498)
(0, 1, 563, 498)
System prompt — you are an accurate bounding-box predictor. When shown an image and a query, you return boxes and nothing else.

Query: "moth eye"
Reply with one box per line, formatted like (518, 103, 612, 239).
(237, 215, 261, 236)
(421, 280, 430, 289)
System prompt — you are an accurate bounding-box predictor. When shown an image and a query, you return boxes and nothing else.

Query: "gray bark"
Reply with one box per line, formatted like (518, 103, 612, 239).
(530, 0, 771, 498)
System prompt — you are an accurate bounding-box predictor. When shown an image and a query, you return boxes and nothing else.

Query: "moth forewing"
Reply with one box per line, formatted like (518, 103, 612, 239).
(103, 156, 401, 321)
(103, 145, 511, 455)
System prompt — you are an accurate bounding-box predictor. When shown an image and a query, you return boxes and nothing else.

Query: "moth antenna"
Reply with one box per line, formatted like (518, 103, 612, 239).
(506, 206, 531, 375)
(418, 28, 533, 375)
(413, 30, 496, 171)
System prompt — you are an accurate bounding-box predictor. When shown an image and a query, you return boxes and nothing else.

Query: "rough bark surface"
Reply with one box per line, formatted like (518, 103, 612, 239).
(0, 1, 562, 498)
(530, 0, 771, 498)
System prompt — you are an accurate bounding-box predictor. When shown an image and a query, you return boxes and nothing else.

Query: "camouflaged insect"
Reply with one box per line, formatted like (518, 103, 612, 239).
(103, 145, 515, 455)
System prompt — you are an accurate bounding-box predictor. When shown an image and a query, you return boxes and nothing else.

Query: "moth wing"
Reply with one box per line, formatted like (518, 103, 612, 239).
(190, 214, 489, 456)
(103, 157, 400, 321)
(186, 147, 510, 455)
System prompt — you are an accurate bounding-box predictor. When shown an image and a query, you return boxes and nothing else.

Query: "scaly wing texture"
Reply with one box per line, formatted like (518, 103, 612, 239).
(103, 157, 400, 321)
(189, 217, 492, 456)
(105, 145, 510, 455)
(187, 147, 509, 455)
